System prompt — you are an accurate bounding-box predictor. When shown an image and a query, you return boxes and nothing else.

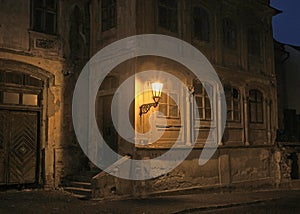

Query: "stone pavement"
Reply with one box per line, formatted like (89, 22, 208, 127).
(1, 186, 300, 214)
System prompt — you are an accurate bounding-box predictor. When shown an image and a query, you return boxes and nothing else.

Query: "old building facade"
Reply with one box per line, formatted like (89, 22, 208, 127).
(275, 42, 300, 181)
(0, 0, 282, 198)
(0, 0, 90, 188)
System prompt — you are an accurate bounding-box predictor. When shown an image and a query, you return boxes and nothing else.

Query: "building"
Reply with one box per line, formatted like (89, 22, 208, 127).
(275, 42, 300, 142)
(275, 41, 300, 180)
(0, 0, 90, 188)
(0, 0, 282, 198)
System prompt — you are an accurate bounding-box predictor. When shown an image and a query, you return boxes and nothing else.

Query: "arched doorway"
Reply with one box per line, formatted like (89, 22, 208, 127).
(0, 70, 43, 185)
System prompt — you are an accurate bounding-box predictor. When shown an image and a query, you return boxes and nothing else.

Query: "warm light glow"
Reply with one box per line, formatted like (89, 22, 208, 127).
(139, 82, 163, 116)
(151, 82, 163, 102)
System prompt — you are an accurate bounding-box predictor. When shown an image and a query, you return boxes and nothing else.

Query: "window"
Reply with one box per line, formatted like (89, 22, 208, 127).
(3, 92, 19, 105)
(32, 0, 57, 34)
(248, 28, 261, 56)
(159, 92, 179, 118)
(222, 18, 237, 49)
(0, 71, 42, 107)
(193, 79, 212, 121)
(0, 71, 43, 87)
(225, 86, 240, 122)
(249, 89, 263, 123)
(192, 6, 210, 42)
(158, 0, 178, 33)
(23, 94, 38, 106)
(101, 0, 117, 32)
(99, 76, 118, 90)
(1, 92, 38, 106)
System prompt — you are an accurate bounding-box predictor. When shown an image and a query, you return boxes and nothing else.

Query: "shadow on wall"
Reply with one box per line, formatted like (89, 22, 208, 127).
(288, 152, 299, 179)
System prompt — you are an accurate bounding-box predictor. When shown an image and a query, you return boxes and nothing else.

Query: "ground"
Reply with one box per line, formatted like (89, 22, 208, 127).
(0, 188, 300, 213)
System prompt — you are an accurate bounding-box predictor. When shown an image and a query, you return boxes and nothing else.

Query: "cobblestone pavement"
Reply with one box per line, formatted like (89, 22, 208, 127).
(1, 188, 300, 214)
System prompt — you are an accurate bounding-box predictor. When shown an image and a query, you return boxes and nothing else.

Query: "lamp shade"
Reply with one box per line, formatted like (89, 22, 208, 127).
(151, 82, 163, 103)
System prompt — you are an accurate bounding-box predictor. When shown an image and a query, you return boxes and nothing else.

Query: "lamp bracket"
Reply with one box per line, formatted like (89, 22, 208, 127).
(139, 102, 158, 116)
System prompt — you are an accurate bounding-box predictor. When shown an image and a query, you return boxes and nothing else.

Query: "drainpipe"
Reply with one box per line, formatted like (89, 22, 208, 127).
(267, 99, 271, 144)
(244, 95, 250, 146)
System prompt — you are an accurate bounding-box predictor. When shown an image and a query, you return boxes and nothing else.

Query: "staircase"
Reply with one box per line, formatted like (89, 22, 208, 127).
(65, 156, 132, 199)
(63, 170, 99, 199)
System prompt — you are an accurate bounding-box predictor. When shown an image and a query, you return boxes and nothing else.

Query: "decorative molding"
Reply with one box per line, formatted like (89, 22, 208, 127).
(35, 39, 57, 50)
(29, 30, 60, 55)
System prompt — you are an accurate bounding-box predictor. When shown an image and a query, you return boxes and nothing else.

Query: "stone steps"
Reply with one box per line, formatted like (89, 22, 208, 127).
(64, 185, 92, 199)
(69, 181, 92, 189)
(63, 171, 100, 199)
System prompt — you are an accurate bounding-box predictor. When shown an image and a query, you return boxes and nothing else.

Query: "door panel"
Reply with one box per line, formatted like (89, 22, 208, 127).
(0, 111, 7, 184)
(9, 112, 38, 184)
(0, 110, 38, 184)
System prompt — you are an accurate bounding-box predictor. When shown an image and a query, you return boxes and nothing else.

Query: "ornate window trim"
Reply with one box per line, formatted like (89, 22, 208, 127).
(29, 30, 60, 56)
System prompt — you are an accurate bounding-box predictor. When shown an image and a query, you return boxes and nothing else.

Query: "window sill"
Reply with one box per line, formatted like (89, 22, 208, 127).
(225, 121, 243, 129)
(156, 26, 179, 38)
(100, 27, 117, 38)
(135, 142, 274, 150)
(249, 123, 266, 130)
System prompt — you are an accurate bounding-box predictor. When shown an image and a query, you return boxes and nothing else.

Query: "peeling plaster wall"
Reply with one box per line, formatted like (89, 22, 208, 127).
(0, 0, 30, 50)
(134, 148, 274, 195)
(92, 147, 276, 198)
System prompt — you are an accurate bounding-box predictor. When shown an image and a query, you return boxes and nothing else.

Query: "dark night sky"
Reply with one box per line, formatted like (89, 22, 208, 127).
(270, 0, 300, 46)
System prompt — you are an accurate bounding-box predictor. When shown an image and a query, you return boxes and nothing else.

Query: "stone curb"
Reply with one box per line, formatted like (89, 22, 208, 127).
(172, 197, 279, 214)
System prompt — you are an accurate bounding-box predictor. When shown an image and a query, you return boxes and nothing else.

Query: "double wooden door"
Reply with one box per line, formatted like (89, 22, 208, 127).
(0, 110, 39, 185)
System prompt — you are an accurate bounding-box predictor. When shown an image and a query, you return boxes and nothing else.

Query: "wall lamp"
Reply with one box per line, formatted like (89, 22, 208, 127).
(139, 82, 163, 116)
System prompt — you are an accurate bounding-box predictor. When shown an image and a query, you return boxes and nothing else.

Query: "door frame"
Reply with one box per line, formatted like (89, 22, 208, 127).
(0, 71, 43, 186)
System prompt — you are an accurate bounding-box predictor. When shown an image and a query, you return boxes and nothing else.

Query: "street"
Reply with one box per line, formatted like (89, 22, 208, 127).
(1, 188, 300, 213)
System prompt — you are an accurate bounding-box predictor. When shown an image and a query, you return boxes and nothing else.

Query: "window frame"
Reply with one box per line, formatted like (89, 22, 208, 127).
(193, 80, 213, 121)
(31, 0, 58, 35)
(101, 0, 117, 32)
(0, 71, 43, 108)
(192, 6, 210, 42)
(157, 0, 178, 33)
(158, 91, 180, 119)
(225, 86, 241, 122)
(222, 18, 237, 49)
(249, 89, 264, 123)
(247, 28, 261, 57)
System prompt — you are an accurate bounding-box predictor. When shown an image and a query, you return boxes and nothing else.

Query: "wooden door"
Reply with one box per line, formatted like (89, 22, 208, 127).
(96, 95, 118, 164)
(0, 110, 38, 185)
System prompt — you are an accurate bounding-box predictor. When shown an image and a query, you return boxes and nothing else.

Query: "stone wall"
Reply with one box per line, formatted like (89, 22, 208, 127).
(92, 147, 276, 198)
